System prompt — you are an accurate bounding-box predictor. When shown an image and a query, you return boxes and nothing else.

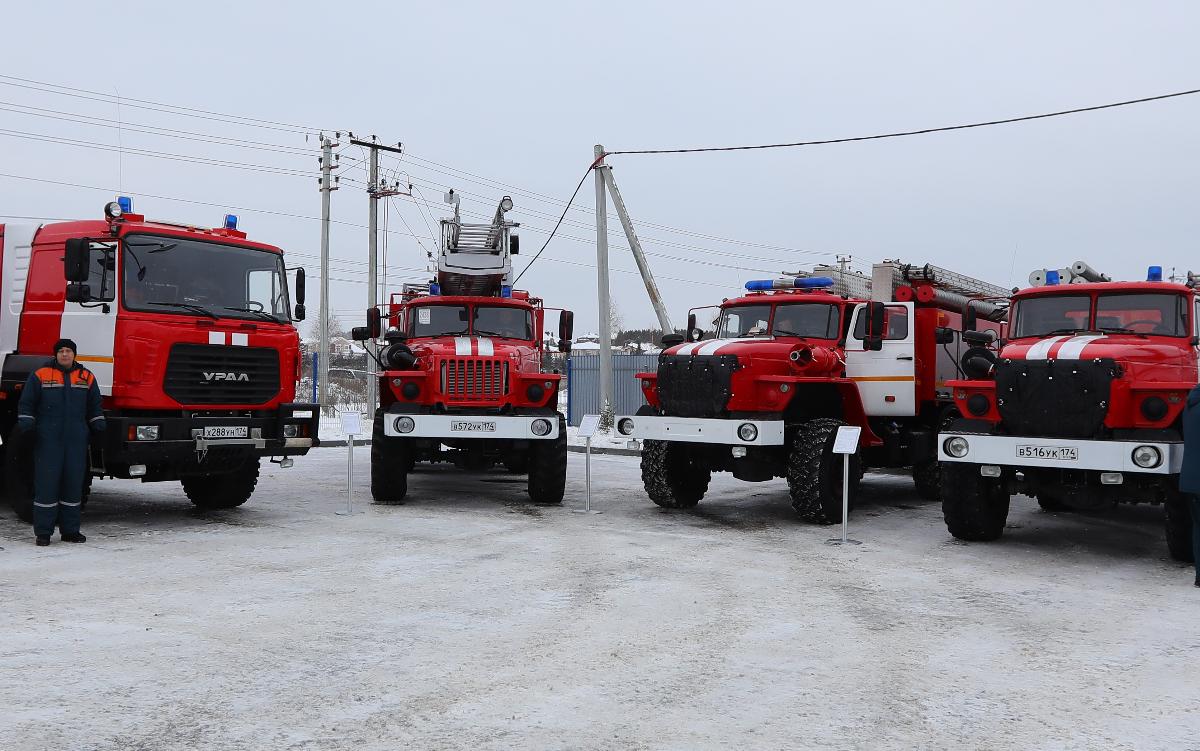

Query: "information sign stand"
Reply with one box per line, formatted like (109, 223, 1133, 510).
(825, 425, 862, 546)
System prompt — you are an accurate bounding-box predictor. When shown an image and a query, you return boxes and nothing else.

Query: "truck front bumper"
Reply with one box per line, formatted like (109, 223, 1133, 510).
(938, 432, 1183, 475)
(103, 403, 321, 467)
(382, 412, 561, 440)
(613, 415, 785, 446)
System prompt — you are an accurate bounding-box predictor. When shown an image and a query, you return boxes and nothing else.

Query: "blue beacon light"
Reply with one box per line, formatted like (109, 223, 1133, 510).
(117, 196, 134, 213)
(745, 276, 835, 291)
(1147, 265, 1163, 282)
(223, 214, 239, 230)
(1045, 270, 1060, 285)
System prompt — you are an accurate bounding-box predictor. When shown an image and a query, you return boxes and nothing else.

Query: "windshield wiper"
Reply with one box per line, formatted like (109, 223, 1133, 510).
(1038, 328, 1088, 337)
(772, 328, 812, 339)
(473, 328, 522, 339)
(146, 301, 218, 319)
(1096, 326, 1148, 337)
(224, 306, 286, 324)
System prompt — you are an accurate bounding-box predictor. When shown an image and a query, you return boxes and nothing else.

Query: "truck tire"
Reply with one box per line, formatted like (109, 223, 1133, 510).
(941, 462, 1010, 541)
(182, 457, 260, 509)
(527, 414, 567, 504)
(1036, 494, 1071, 512)
(4, 426, 36, 523)
(788, 418, 859, 524)
(1164, 490, 1195, 563)
(371, 410, 409, 504)
(912, 461, 940, 501)
(641, 438, 710, 508)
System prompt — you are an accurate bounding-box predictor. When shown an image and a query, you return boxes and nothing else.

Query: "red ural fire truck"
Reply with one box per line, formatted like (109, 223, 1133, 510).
(354, 194, 573, 504)
(616, 262, 1007, 522)
(0, 197, 319, 521)
(939, 262, 1196, 561)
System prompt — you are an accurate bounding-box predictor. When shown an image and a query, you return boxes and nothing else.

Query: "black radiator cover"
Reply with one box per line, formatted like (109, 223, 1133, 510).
(994, 357, 1119, 439)
(656, 354, 739, 418)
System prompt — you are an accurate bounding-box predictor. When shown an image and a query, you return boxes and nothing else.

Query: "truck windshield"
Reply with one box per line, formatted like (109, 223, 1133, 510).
(474, 306, 532, 340)
(122, 234, 290, 322)
(1013, 292, 1190, 337)
(772, 303, 840, 338)
(717, 304, 772, 338)
(409, 305, 468, 337)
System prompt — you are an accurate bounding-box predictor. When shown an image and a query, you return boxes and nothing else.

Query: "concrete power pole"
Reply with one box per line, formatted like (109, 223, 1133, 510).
(594, 145, 614, 427)
(317, 134, 339, 415)
(349, 136, 403, 414)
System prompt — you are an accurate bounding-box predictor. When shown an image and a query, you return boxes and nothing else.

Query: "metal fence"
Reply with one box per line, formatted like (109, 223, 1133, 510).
(566, 354, 658, 426)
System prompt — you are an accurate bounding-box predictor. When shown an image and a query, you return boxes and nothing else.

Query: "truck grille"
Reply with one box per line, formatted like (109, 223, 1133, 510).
(440, 358, 508, 400)
(657, 354, 739, 418)
(163, 343, 281, 405)
(994, 358, 1119, 439)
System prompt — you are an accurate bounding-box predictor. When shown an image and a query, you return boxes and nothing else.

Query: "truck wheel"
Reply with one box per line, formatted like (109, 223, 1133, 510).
(941, 462, 1010, 541)
(371, 409, 409, 504)
(788, 418, 859, 524)
(1036, 494, 1071, 512)
(1164, 490, 1195, 563)
(182, 458, 260, 509)
(3, 428, 36, 523)
(641, 439, 710, 508)
(527, 414, 567, 504)
(912, 461, 940, 501)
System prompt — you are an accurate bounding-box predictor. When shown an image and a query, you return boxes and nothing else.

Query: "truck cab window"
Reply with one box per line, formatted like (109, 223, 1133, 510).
(1095, 293, 1188, 336)
(473, 306, 532, 340)
(772, 303, 840, 339)
(409, 305, 468, 337)
(1011, 295, 1091, 338)
(717, 304, 771, 338)
(86, 241, 116, 302)
(853, 305, 909, 340)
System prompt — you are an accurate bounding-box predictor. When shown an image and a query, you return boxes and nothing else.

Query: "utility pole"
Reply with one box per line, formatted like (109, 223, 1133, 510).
(599, 164, 672, 334)
(594, 145, 614, 427)
(349, 136, 404, 414)
(317, 133, 340, 415)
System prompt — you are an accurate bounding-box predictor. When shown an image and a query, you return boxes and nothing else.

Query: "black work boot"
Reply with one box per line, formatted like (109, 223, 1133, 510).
(61, 533, 86, 543)
(35, 536, 50, 546)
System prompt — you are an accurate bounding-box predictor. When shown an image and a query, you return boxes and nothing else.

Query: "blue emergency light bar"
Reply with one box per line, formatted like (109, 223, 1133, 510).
(429, 283, 441, 295)
(500, 286, 513, 298)
(1147, 265, 1163, 282)
(1045, 270, 1061, 285)
(745, 276, 835, 291)
(117, 196, 133, 213)
(223, 214, 239, 230)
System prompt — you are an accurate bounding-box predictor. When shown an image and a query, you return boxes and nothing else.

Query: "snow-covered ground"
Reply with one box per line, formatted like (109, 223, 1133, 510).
(1, 452, 1197, 749)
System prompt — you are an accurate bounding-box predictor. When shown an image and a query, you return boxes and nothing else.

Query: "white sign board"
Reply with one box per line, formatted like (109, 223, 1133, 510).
(832, 425, 862, 455)
(339, 411, 364, 437)
(578, 414, 602, 439)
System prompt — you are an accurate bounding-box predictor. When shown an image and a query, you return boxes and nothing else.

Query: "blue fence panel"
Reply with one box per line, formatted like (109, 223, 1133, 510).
(566, 354, 659, 426)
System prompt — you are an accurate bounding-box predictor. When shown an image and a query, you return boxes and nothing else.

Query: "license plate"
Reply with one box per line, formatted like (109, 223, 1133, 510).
(203, 426, 248, 439)
(451, 421, 496, 433)
(1016, 445, 1078, 461)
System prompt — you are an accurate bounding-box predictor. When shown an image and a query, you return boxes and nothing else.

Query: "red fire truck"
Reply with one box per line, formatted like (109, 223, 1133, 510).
(939, 262, 1196, 561)
(617, 262, 1007, 522)
(0, 197, 318, 521)
(355, 194, 572, 504)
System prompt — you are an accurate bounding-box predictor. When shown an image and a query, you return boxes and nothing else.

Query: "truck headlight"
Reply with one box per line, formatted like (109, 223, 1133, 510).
(943, 436, 970, 458)
(737, 423, 758, 442)
(617, 418, 635, 435)
(531, 419, 552, 436)
(135, 425, 159, 441)
(395, 416, 415, 434)
(1131, 445, 1162, 469)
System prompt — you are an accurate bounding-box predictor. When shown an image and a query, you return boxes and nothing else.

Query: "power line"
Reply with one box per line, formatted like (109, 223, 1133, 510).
(603, 87, 1200, 156)
(0, 74, 334, 135)
(513, 163, 601, 284)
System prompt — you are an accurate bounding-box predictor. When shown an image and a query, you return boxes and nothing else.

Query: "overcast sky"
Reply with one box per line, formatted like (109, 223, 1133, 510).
(3, 1, 1198, 335)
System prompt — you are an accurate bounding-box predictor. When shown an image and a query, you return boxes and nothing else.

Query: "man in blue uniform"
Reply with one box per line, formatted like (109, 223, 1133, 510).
(1180, 384, 1200, 586)
(17, 338, 106, 546)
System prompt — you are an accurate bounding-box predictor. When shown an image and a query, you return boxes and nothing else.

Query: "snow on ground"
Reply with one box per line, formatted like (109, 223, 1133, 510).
(1, 452, 1197, 750)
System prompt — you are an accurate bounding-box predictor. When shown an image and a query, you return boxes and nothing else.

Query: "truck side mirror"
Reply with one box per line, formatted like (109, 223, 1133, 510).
(350, 326, 371, 342)
(934, 327, 955, 344)
(864, 301, 885, 351)
(509, 235, 519, 255)
(65, 283, 92, 303)
(661, 333, 684, 346)
(368, 307, 382, 339)
(687, 312, 699, 342)
(294, 304, 306, 322)
(962, 302, 977, 332)
(558, 310, 574, 352)
(64, 238, 91, 282)
(295, 267, 306, 305)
